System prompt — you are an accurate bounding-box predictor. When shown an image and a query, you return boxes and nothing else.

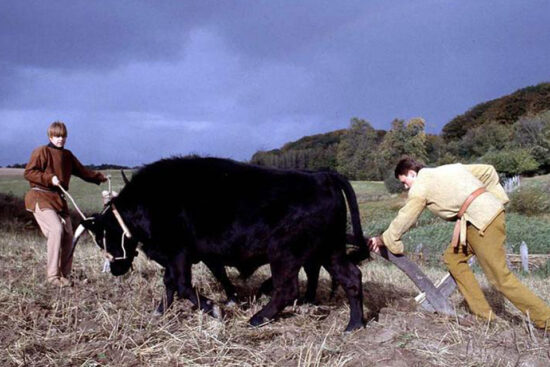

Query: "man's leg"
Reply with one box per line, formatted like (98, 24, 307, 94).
(33, 204, 64, 282)
(443, 238, 495, 320)
(468, 212, 550, 329)
(59, 214, 73, 278)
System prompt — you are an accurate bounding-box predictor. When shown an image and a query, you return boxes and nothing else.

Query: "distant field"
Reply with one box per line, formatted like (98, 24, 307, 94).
(0, 169, 131, 213)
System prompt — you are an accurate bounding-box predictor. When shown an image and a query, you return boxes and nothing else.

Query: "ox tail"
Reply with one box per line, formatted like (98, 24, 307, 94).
(329, 173, 370, 262)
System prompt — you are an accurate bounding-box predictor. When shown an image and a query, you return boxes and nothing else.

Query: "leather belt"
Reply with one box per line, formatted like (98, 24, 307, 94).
(451, 187, 486, 248)
(31, 187, 57, 193)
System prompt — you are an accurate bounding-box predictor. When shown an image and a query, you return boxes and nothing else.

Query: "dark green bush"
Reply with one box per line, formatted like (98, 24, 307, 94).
(508, 184, 550, 216)
(481, 148, 539, 176)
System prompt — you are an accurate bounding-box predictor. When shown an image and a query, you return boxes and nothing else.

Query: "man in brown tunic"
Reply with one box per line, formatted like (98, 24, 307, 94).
(24, 121, 106, 287)
(369, 157, 550, 330)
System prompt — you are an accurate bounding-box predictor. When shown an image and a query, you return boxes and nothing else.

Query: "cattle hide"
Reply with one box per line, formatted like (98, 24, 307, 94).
(80, 156, 369, 331)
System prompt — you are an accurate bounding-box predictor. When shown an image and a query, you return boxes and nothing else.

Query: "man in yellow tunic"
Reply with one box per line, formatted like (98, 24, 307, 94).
(369, 157, 550, 329)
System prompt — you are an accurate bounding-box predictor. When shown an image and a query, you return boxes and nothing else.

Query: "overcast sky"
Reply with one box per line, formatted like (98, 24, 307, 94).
(1, 0, 549, 167)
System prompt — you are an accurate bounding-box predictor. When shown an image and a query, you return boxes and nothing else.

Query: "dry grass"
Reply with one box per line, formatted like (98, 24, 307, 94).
(2, 230, 550, 366)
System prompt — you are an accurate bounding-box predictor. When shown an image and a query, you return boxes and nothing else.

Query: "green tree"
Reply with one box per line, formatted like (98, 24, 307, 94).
(481, 148, 539, 176)
(378, 117, 428, 167)
(425, 134, 445, 164)
(336, 118, 379, 180)
(459, 121, 512, 158)
(404, 118, 428, 163)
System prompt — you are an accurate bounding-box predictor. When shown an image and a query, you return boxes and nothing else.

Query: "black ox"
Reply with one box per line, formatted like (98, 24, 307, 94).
(78, 157, 369, 331)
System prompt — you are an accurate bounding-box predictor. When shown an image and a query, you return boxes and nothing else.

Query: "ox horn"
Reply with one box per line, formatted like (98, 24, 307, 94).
(121, 169, 130, 185)
(69, 224, 87, 258)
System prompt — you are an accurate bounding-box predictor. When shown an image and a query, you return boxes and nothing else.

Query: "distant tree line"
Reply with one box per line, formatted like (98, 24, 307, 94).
(2, 163, 132, 169)
(251, 83, 550, 187)
(251, 130, 346, 171)
(85, 164, 133, 170)
(5, 163, 27, 168)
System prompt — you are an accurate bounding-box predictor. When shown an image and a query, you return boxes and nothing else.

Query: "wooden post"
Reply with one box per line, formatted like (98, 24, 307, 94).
(520, 241, 529, 273)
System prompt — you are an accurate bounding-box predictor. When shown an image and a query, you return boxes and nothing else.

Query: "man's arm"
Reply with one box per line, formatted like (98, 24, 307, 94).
(24, 147, 55, 187)
(70, 153, 106, 184)
(379, 195, 426, 254)
(466, 164, 509, 204)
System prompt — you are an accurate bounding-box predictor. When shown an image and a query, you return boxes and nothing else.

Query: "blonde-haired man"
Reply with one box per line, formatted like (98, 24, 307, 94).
(369, 157, 550, 330)
(24, 121, 107, 287)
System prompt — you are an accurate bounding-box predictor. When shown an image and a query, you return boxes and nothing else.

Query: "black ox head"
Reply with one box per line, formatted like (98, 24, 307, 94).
(76, 205, 139, 276)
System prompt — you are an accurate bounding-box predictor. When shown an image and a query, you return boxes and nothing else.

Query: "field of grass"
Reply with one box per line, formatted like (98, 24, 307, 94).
(1, 170, 550, 365)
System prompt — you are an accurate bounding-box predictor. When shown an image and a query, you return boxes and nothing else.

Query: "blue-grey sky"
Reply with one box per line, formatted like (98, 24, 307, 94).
(1, 0, 549, 167)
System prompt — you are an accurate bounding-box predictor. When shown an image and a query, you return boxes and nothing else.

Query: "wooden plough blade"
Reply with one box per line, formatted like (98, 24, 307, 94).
(347, 233, 459, 316)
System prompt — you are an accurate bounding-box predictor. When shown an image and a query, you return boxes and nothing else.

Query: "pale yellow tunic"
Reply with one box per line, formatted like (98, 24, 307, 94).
(381, 164, 510, 254)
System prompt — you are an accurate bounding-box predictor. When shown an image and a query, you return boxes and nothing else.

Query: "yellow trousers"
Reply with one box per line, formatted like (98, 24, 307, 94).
(443, 212, 550, 329)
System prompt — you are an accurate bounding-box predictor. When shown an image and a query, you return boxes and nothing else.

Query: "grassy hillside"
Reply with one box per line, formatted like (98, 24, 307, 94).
(441, 82, 550, 141)
(250, 83, 550, 178)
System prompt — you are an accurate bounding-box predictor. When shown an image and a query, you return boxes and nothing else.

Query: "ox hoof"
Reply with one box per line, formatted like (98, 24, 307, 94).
(344, 319, 365, 333)
(249, 315, 271, 327)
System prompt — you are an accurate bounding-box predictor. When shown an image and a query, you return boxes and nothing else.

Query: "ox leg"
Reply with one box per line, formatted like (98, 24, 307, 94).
(257, 277, 274, 297)
(174, 253, 220, 318)
(325, 253, 365, 331)
(203, 259, 238, 304)
(255, 262, 321, 304)
(303, 262, 321, 304)
(329, 277, 341, 300)
(249, 260, 300, 326)
(155, 267, 176, 315)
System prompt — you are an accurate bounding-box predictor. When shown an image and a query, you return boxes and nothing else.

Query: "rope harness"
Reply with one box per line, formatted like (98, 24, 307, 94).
(57, 176, 133, 267)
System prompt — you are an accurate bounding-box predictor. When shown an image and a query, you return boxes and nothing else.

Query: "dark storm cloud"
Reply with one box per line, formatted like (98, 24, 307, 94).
(1, 1, 549, 166)
(1, 1, 365, 70)
(0, 1, 189, 70)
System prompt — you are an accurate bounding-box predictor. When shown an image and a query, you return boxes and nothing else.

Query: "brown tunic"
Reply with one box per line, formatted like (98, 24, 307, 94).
(24, 145, 104, 213)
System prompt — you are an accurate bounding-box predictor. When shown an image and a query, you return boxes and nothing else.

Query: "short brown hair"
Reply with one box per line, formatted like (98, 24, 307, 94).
(48, 121, 68, 138)
(394, 157, 425, 178)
